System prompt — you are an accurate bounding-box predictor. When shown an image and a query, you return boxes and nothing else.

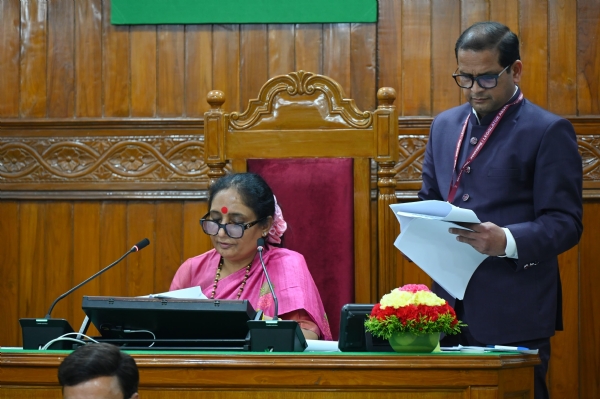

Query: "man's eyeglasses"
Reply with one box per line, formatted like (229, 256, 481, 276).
(452, 63, 512, 89)
(199, 212, 265, 239)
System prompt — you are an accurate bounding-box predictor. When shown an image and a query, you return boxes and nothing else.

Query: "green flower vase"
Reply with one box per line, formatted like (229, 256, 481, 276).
(388, 332, 441, 353)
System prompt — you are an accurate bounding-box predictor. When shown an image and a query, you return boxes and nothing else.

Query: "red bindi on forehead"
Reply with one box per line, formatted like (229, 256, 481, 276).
(221, 206, 228, 214)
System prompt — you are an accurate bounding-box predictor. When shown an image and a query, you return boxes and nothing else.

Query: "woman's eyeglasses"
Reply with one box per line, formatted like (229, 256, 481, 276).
(452, 63, 512, 89)
(199, 212, 265, 239)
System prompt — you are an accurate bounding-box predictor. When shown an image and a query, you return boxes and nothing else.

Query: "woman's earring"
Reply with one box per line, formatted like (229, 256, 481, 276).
(262, 232, 267, 237)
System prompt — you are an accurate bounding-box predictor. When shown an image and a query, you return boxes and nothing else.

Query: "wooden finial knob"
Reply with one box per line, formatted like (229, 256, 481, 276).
(377, 87, 397, 107)
(207, 90, 225, 109)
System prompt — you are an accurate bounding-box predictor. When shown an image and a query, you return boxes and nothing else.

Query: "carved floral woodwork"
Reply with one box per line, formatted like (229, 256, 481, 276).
(0, 119, 598, 193)
(0, 120, 208, 189)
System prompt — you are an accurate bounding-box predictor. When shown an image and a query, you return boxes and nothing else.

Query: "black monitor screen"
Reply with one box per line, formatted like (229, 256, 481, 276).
(82, 296, 257, 348)
(338, 304, 393, 352)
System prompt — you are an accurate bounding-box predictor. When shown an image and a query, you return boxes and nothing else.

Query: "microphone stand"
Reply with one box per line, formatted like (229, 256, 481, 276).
(19, 238, 150, 350)
(247, 238, 307, 352)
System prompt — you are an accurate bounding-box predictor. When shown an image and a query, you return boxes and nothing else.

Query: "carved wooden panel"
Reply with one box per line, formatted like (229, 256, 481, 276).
(0, 136, 206, 182)
(0, 120, 211, 193)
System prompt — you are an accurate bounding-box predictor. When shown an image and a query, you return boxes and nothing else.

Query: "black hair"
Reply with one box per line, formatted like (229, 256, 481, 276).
(455, 21, 520, 68)
(58, 343, 139, 398)
(208, 173, 275, 226)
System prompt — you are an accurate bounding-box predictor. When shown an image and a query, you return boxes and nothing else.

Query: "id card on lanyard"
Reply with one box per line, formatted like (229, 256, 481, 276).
(447, 92, 524, 203)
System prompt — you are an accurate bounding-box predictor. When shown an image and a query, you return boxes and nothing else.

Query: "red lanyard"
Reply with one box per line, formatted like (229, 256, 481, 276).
(447, 93, 524, 202)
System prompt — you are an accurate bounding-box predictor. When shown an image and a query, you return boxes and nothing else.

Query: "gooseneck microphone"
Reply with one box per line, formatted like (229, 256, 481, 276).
(44, 238, 150, 319)
(248, 237, 306, 351)
(256, 237, 278, 319)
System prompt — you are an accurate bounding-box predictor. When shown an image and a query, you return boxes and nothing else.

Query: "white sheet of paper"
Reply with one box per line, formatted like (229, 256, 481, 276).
(305, 339, 341, 352)
(146, 286, 207, 299)
(390, 200, 488, 300)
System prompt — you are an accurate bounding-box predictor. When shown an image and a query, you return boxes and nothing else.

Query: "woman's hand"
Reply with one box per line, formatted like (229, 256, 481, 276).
(301, 329, 318, 340)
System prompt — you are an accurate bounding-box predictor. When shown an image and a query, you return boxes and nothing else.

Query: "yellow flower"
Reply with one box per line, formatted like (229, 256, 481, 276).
(380, 288, 446, 309)
(413, 290, 446, 306)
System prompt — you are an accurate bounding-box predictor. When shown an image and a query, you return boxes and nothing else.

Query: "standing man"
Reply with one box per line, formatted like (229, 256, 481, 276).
(58, 343, 139, 399)
(419, 21, 583, 399)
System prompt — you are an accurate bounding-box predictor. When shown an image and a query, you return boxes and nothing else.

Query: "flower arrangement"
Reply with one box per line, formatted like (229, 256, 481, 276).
(364, 284, 464, 340)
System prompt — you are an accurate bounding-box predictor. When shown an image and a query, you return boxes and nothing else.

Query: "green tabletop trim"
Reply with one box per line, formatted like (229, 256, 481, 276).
(1, 347, 520, 356)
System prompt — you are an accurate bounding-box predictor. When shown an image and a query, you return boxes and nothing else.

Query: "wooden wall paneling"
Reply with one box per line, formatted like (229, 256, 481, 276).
(579, 201, 600, 399)
(461, 0, 489, 30)
(401, 0, 431, 116)
(71, 202, 101, 329)
(19, 0, 47, 118)
(98, 202, 128, 296)
(131, 25, 157, 117)
(47, 0, 75, 118)
(182, 201, 211, 267)
(43, 202, 73, 321)
(432, 0, 461, 115)
(353, 157, 372, 303)
(489, 0, 519, 32)
(295, 24, 323, 75)
(240, 25, 268, 109)
(158, 25, 185, 117)
(213, 25, 240, 113)
(126, 202, 156, 296)
(18, 202, 47, 324)
(376, 0, 402, 113)
(323, 23, 351, 98)
(267, 24, 295, 77)
(549, 246, 580, 398)
(0, 201, 20, 345)
(154, 202, 183, 293)
(370, 198, 378, 301)
(519, 0, 549, 109)
(102, 0, 130, 117)
(185, 25, 213, 117)
(0, 0, 21, 117)
(74, 0, 102, 117)
(577, 0, 600, 115)
(350, 23, 377, 112)
(547, 0, 577, 116)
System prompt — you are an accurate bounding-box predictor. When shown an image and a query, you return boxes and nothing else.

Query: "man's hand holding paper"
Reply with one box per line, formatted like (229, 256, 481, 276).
(449, 221, 507, 257)
(390, 200, 489, 300)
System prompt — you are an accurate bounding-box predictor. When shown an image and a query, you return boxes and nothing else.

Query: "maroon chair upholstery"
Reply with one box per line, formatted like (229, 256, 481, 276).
(248, 158, 354, 340)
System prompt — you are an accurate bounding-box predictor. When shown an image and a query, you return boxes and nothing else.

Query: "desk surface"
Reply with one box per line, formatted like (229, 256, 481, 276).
(0, 349, 539, 399)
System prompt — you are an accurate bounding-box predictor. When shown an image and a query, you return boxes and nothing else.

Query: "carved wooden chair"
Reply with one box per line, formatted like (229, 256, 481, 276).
(204, 71, 398, 339)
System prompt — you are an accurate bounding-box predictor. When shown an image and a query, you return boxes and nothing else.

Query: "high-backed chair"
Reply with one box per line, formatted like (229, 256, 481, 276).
(204, 71, 398, 339)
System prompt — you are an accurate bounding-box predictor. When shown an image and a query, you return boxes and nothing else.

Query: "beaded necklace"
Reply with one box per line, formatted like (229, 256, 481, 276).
(210, 257, 252, 300)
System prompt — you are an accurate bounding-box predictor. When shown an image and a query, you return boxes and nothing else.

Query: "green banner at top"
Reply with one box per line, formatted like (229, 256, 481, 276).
(111, 0, 378, 25)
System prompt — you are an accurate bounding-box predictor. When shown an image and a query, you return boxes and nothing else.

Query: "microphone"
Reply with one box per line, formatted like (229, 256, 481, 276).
(20, 238, 150, 350)
(44, 238, 150, 318)
(248, 237, 306, 351)
(257, 237, 278, 318)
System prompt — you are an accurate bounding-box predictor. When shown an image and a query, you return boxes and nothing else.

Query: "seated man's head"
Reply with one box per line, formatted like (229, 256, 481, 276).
(58, 343, 139, 399)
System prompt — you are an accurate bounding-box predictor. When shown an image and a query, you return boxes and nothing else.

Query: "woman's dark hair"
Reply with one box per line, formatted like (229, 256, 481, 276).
(58, 343, 139, 398)
(209, 173, 275, 225)
(455, 21, 520, 68)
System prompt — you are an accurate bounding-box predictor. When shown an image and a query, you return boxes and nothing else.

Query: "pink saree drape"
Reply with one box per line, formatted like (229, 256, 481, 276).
(170, 247, 332, 340)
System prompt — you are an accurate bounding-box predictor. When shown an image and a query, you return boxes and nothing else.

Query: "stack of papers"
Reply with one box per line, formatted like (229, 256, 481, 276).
(143, 286, 207, 299)
(441, 345, 539, 355)
(390, 200, 488, 300)
(305, 340, 340, 352)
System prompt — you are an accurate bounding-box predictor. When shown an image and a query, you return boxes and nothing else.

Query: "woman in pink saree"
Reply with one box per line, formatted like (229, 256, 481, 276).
(170, 173, 332, 340)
